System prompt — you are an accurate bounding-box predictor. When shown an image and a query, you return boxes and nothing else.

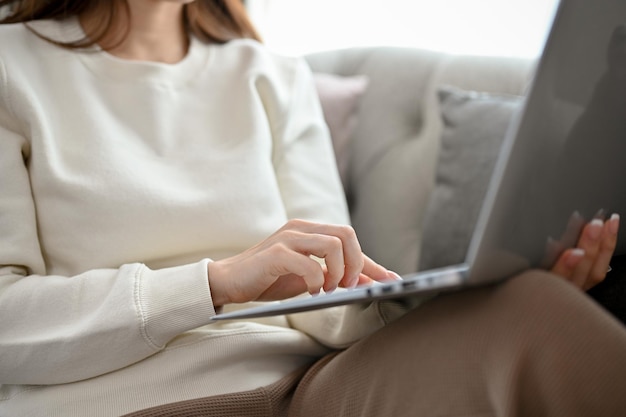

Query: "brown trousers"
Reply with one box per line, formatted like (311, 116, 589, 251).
(124, 270, 626, 417)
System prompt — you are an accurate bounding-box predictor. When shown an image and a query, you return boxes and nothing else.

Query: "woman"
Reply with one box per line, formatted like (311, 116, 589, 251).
(0, 1, 624, 416)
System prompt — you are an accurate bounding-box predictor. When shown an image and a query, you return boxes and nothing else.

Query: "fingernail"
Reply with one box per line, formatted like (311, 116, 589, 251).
(589, 219, 604, 239)
(387, 271, 403, 281)
(610, 213, 620, 235)
(566, 248, 585, 268)
(594, 208, 607, 220)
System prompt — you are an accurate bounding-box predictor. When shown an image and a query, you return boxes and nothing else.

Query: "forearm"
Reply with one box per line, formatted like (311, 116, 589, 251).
(0, 260, 215, 385)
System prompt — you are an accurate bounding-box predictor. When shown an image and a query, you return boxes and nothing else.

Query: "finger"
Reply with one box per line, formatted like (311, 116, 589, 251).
(317, 224, 363, 288)
(284, 219, 364, 288)
(287, 231, 345, 287)
(355, 270, 402, 287)
(266, 244, 325, 295)
(585, 213, 620, 290)
(550, 248, 585, 280)
(569, 218, 604, 288)
(279, 230, 346, 292)
(361, 253, 397, 283)
(356, 274, 376, 287)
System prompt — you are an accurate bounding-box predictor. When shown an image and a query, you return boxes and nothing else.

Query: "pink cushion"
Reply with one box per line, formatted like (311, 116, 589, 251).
(313, 73, 369, 187)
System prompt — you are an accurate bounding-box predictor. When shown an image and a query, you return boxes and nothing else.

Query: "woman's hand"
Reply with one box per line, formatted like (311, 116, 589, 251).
(550, 213, 620, 290)
(207, 219, 399, 307)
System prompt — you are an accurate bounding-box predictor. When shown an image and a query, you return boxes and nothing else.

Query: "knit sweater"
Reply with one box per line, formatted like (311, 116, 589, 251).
(0, 18, 411, 416)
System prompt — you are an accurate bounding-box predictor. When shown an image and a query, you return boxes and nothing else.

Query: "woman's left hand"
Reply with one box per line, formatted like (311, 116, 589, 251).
(550, 213, 620, 290)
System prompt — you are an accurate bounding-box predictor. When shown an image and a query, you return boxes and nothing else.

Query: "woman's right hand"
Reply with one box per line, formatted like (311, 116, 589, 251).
(207, 219, 399, 307)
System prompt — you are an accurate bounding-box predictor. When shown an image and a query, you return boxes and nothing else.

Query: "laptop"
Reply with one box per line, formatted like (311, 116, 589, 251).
(213, 0, 626, 321)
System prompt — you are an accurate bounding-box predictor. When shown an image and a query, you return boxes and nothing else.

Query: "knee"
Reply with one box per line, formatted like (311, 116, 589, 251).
(481, 269, 621, 359)
(491, 269, 590, 318)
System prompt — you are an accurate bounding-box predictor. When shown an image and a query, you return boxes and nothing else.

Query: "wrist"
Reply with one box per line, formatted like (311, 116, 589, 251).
(207, 261, 230, 308)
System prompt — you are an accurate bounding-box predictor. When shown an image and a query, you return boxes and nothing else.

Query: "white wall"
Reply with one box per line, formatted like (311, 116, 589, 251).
(247, 0, 560, 58)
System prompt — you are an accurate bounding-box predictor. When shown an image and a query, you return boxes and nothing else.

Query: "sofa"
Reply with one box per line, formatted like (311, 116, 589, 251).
(305, 47, 536, 276)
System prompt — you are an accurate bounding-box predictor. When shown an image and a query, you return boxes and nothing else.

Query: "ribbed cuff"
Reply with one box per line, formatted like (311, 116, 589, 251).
(135, 259, 216, 350)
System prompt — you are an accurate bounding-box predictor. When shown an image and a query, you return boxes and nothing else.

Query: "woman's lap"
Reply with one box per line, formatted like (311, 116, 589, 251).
(124, 270, 626, 417)
(289, 270, 626, 417)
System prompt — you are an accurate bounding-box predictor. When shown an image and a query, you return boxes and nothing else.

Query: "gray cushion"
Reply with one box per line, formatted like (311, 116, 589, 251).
(418, 86, 523, 271)
(305, 47, 534, 275)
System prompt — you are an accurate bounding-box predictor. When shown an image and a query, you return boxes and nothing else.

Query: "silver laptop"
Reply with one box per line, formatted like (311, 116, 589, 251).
(213, 0, 626, 321)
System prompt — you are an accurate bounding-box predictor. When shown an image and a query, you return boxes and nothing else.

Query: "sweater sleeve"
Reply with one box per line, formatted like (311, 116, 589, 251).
(270, 58, 351, 225)
(0, 61, 217, 385)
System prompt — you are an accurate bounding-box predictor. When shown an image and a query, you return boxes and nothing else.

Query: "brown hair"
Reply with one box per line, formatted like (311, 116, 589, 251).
(0, 0, 261, 48)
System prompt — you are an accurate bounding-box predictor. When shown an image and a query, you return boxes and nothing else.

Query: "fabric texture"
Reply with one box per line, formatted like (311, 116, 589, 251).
(418, 86, 523, 271)
(0, 19, 403, 416)
(313, 73, 369, 189)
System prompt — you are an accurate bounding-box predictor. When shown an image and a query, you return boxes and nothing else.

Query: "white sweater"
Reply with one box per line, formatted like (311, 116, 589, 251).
(0, 19, 411, 416)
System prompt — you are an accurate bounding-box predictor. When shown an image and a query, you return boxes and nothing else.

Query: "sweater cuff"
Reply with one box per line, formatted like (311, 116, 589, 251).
(136, 259, 216, 350)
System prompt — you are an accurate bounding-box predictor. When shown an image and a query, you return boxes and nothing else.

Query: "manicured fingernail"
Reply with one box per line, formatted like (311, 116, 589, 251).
(566, 248, 585, 268)
(610, 213, 620, 235)
(594, 208, 607, 219)
(589, 219, 603, 239)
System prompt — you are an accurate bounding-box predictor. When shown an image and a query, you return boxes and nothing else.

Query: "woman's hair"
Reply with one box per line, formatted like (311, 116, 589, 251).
(0, 0, 261, 49)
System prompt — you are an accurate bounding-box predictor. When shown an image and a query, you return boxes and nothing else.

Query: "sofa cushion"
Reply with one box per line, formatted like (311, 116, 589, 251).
(305, 47, 534, 274)
(306, 48, 446, 274)
(418, 86, 523, 271)
(313, 73, 369, 189)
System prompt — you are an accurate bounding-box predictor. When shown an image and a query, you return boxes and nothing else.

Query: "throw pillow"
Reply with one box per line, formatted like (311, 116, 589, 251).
(313, 73, 369, 188)
(418, 86, 523, 271)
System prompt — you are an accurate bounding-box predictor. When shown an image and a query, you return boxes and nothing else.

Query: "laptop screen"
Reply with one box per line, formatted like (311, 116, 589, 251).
(466, 0, 626, 282)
